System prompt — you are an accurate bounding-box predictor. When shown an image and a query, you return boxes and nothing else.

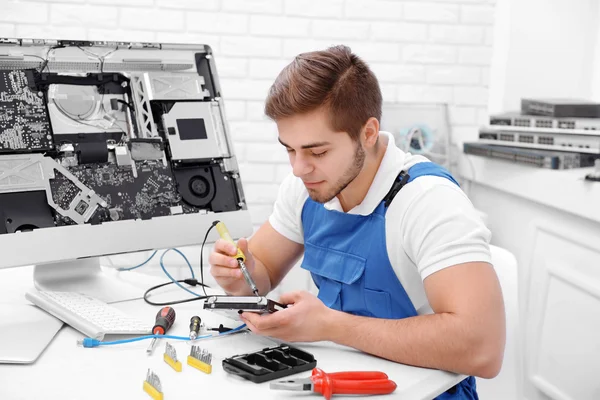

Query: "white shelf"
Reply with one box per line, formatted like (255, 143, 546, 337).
(457, 154, 600, 224)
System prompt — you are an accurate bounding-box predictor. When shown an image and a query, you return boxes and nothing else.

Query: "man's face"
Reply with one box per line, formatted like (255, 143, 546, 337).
(277, 108, 365, 203)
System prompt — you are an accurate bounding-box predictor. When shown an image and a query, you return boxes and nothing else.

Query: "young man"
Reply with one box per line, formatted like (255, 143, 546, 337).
(209, 45, 505, 399)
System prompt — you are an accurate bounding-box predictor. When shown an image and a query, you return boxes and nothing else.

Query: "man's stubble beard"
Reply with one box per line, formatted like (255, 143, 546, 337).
(307, 143, 366, 204)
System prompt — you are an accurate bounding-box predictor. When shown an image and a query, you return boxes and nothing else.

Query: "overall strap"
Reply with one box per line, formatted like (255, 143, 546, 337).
(382, 171, 410, 208)
(382, 162, 460, 209)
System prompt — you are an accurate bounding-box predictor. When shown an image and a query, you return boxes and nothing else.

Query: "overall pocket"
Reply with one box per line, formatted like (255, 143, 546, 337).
(301, 241, 366, 310)
(363, 288, 393, 318)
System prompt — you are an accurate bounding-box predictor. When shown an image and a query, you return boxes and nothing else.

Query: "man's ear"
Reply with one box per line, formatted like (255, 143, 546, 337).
(362, 117, 380, 150)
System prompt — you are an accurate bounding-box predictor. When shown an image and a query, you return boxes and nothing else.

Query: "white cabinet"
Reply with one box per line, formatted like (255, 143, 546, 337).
(459, 155, 600, 400)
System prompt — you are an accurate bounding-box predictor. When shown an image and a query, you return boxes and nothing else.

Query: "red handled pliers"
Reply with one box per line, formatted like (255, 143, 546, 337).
(269, 368, 397, 399)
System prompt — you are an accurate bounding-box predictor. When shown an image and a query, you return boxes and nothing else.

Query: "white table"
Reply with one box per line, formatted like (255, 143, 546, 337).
(0, 266, 464, 400)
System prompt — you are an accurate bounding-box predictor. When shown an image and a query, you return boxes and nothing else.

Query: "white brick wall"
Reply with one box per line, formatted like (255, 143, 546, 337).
(50, 4, 118, 28)
(0, 0, 496, 232)
(403, 2, 459, 22)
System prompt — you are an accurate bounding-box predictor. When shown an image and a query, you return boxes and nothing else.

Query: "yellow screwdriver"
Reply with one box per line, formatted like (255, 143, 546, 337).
(214, 220, 260, 296)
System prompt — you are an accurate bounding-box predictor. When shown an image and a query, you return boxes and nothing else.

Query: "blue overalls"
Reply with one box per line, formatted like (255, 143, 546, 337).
(300, 162, 478, 400)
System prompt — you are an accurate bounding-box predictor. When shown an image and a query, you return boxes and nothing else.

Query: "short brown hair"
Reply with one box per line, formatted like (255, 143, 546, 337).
(264, 45, 382, 141)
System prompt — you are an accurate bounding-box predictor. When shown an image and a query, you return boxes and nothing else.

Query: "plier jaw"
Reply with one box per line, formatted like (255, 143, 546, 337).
(269, 378, 313, 391)
(270, 368, 397, 399)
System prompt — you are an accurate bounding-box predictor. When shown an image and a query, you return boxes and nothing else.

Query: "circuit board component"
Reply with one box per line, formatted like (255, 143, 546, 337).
(0, 70, 53, 151)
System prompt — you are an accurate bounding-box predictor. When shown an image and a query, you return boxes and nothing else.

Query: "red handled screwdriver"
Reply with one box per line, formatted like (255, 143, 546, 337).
(147, 306, 176, 355)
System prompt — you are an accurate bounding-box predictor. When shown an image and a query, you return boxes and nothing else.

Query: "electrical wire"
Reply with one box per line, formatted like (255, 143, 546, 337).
(141, 222, 221, 306)
(199, 221, 219, 297)
(79, 324, 247, 348)
(164, 248, 196, 280)
(22, 54, 47, 68)
(118, 248, 196, 280)
(50, 87, 128, 136)
(46, 45, 128, 137)
(24, 45, 65, 73)
(114, 231, 216, 306)
(159, 249, 202, 298)
(142, 280, 212, 306)
(117, 246, 211, 306)
(117, 250, 158, 272)
(39, 45, 62, 73)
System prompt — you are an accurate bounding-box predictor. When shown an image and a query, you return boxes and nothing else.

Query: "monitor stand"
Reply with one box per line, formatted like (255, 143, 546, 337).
(0, 257, 145, 364)
(33, 257, 145, 303)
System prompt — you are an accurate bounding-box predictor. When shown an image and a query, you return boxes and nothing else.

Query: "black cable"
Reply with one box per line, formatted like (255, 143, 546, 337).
(143, 279, 212, 306)
(23, 45, 60, 73)
(143, 221, 220, 305)
(39, 45, 64, 73)
(200, 221, 219, 296)
(207, 324, 233, 333)
(116, 99, 133, 110)
(22, 54, 47, 67)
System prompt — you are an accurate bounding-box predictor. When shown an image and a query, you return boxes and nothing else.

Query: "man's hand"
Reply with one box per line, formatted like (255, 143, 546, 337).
(240, 291, 332, 342)
(208, 222, 304, 296)
(209, 238, 258, 295)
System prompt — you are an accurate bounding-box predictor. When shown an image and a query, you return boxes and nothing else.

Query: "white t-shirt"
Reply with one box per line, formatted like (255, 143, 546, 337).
(268, 131, 492, 314)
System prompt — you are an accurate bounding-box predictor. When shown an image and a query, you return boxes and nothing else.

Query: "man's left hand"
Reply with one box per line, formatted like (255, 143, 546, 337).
(240, 291, 332, 342)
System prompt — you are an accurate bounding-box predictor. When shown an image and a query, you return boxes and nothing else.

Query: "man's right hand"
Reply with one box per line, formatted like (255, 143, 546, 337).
(209, 237, 256, 295)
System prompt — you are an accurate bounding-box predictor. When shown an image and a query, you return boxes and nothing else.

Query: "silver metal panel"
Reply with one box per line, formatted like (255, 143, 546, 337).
(162, 101, 229, 160)
(103, 62, 193, 72)
(144, 73, 210, 100)
(0, 154, 107, 224)
(130, 75, 159, 139)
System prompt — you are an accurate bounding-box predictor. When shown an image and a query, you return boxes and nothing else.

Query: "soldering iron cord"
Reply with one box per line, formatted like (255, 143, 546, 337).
(79, 324, 247, 348)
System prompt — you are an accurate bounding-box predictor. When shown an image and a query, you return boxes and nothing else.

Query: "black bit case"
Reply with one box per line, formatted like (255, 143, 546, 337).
(222, 344, 317, 383)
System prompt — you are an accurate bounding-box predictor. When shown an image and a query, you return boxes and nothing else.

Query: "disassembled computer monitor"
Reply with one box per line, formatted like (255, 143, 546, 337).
(0, 37, 253, 299)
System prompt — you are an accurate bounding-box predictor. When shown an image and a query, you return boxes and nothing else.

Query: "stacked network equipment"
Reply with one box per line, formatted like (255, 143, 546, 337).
(464, 99, 600, 169)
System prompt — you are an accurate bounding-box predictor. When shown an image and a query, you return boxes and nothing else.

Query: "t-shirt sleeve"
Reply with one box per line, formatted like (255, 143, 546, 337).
(400, 183, 493, 280)
(268, 173, 306, 244)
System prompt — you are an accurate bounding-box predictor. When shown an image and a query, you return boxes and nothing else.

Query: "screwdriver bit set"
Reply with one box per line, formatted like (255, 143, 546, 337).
(163, 342, 182, 372)
(187, 345, 213, 374)
(143, 369, 164, 400)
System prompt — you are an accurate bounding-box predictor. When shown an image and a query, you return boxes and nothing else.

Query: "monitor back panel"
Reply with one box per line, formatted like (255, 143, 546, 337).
(0, 38, 247, 236)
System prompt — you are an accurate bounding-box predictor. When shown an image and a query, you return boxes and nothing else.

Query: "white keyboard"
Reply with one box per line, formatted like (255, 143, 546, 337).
(25, 289, 153, 340)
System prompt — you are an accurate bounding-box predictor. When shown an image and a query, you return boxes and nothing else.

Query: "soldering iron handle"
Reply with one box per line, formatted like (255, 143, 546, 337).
(215, 221, 246, 262)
